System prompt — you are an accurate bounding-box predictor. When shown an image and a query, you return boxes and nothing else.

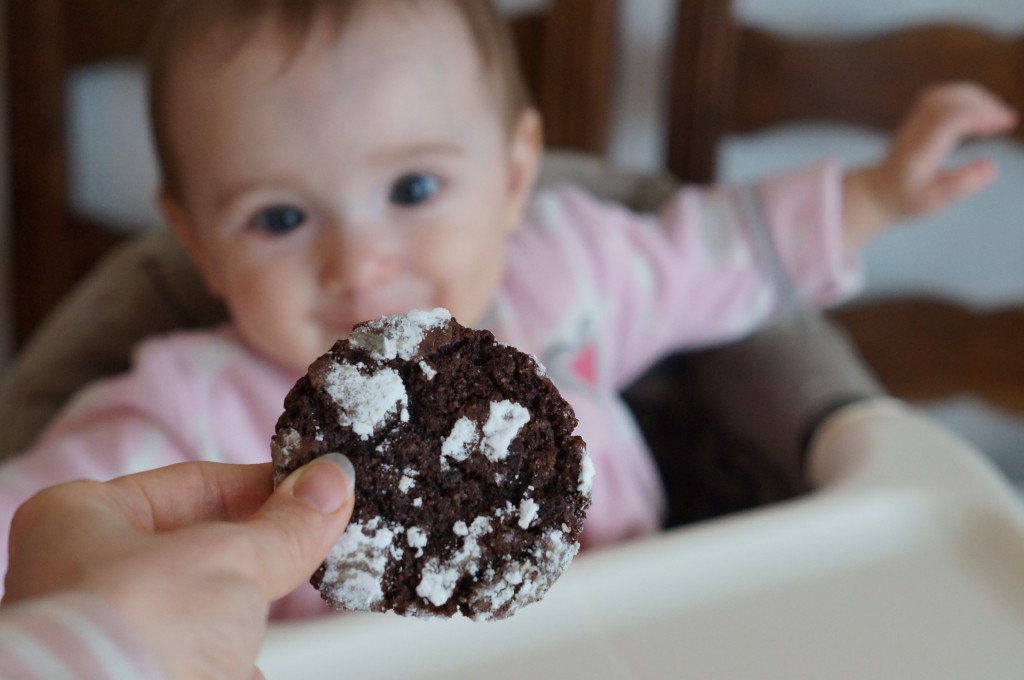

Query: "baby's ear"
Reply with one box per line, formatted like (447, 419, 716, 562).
(157, 190, 224, 298)
(503, 108, 543, 234)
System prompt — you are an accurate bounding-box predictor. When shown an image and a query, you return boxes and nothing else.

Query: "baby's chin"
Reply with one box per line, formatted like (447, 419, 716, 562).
(330, 285, 439, 335)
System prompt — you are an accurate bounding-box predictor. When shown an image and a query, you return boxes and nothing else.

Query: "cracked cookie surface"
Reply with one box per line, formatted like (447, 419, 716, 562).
(272, 308, 592, 620)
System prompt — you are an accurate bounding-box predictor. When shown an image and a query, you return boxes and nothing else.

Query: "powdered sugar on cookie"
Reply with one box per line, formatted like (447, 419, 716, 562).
(348, 308, 451, 362)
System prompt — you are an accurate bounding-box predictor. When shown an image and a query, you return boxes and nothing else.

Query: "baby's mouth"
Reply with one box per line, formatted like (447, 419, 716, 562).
(323, 302, 427, 340)
(322, 280, 434, 335)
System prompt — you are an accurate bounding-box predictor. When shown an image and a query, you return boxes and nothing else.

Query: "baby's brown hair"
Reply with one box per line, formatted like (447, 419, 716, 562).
(148, 0, 533, 203)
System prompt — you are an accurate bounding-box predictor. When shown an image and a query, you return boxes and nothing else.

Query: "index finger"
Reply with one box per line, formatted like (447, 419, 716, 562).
(107, 462, 275, 532)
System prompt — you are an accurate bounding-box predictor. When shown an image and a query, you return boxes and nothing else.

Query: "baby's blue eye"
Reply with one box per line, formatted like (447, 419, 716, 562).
(251, 206, 307, 235)
(389, 173, 440, 207)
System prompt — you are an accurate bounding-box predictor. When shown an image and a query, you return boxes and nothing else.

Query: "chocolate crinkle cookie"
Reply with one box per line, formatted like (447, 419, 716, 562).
(271, 308, 592, 621)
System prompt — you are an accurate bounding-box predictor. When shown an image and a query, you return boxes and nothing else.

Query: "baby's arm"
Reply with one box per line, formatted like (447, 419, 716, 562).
(842, 81, 1018, 250)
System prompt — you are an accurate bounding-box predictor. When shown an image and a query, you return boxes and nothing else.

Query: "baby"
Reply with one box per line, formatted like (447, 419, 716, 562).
(0, 0, 1015, 616)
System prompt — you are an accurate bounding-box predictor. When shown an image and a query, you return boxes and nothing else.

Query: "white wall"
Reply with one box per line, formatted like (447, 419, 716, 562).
(607, 0, 677, 172)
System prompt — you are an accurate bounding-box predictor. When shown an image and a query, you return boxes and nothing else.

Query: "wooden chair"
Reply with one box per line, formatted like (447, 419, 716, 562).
(667, 0, 1024, 183)
(3, 0, 618, 346)
(664, 0, 1024, 417)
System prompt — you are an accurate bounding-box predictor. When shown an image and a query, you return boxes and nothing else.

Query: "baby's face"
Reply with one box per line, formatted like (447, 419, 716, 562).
(161, 2, 539, 373)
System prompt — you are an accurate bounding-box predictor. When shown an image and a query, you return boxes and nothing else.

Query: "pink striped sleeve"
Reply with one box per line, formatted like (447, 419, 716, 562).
(0, 592, 164, 679)
(757, 158, 863, 304)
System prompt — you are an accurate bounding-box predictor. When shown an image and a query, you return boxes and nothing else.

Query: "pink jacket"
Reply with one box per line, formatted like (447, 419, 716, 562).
(0, 593, 163, 679)
(0, 161, 858, 614)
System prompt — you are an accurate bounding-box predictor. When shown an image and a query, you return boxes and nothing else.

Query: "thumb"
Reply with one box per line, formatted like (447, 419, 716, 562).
(242, 453, 356, 600)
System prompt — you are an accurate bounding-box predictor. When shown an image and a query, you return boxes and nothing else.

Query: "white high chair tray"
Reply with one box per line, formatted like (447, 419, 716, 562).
(258, 400, 1024, 679)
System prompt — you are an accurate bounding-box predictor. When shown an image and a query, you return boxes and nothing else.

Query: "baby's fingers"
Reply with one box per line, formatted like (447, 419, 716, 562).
(913, 157, 999, 216)
(917, 82, 1017, 136)
(896, 83, 1017, 172)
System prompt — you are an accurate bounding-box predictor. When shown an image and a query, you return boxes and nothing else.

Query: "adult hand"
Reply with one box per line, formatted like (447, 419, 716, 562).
(3, 454, 355, 680)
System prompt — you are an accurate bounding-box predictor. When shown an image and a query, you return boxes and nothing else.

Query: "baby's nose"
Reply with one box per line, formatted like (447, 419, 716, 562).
(318, 225, 397, 293)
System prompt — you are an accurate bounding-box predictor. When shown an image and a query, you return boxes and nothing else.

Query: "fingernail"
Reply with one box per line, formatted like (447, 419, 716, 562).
(290, 453, 356, 515)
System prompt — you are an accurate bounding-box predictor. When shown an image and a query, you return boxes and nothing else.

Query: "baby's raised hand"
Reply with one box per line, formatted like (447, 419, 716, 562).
(842, 81, 1018, 250)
